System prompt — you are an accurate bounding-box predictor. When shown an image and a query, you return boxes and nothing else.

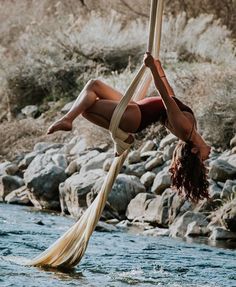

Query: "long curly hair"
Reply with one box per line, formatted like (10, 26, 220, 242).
(169, 140, 209, 203)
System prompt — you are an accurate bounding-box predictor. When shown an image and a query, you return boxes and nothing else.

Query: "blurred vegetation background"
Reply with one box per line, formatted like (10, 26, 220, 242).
(0, 0, 235, 160)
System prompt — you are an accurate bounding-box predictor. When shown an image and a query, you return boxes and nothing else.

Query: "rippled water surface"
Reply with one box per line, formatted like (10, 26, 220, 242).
(0, 204, 236, 287)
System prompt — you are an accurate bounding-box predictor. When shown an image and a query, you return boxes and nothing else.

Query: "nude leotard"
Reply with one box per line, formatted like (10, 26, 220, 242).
(136, 96, 194, 132)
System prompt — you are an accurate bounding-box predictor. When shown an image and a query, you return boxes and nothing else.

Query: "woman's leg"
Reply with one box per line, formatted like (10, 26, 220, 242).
(47, 79, 124, 134)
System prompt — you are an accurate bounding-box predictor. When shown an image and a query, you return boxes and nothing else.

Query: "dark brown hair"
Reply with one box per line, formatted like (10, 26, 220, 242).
(169, 141, 209, 203)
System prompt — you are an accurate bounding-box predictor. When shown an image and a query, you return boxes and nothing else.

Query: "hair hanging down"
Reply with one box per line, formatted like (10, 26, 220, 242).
(169, 141, 209, 203)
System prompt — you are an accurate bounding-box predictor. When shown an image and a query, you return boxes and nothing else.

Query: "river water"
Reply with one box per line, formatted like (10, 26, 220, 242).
(0, 204, 235, 287)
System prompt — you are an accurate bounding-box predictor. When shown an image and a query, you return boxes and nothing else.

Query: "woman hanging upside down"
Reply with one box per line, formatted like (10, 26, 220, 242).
(47, 52, 211, 202)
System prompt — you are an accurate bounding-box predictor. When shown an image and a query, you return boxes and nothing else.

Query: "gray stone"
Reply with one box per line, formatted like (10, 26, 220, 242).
(159, 134, 177, 149)
(209, 227, 236, 240)
(95, 221, 118, 232)
(140, 172, 156, 188)
(220, 198, 236, 232)
(18, 151, 42, 169)
(69, 138, 90, 155)
(145, 154, 163, 171)
(140, 140, 155, 153)
(162, 143, 176, 161)
(80, 151, 113, 173)
(0, 161, 18, 176)
(21, 105, 39, 118)
(103, 158, 113, 172)
(5, 186, 31, 205)
(0, 175, 24, 200)
(90, 174, 146, 214)
(151, 166, 171, 194)
(124, 162, 146, 177)
(127, 150, 141, 164)
(51, 154, 68, 170)
(209, 159, 236, 182)
(185, 221, 210, 237)
(169, 211, 209, 238)
(143, 227, 170, 237)
(59, 169, 106, 217)
(61, 100, 75, 114)
(33, 142, 63, 153)
(140, 150, 159, 160)
(65, 160, 78, 176)
(126, 193, 156, 221)
(24, 153, 67, 209)
(209, 183, 222, 199)
(220, 180, 236, 199)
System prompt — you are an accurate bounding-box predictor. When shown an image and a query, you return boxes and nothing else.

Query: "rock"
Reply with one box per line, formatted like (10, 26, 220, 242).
(140, 150, 160, 161)
(0, 175, 24, 200)
(227, 154, 236, 168)
(185, 221, 210, 237)
(145, 154, 163, 171)
(126, 193, 156, 221)
(24, 153, 67, 209)
(59, 169, 106, 217)
(140, 140, 155, 153)
(169, 211, 209, 238)
(127, 150, 141, 164)
(159, 134, 177, 149)
(230, 135, 236, 148)
(140, 172, 156, 188)
(220, 198, 236, 232)
(5, 186, 31, 205)
(143, 227, 170, 237)
(209, 182, 222, 199)
(209, 159, 236, 182)
(116, 220, 132, 228)
(142, 195, 163, 223)
(209, 227, 236, 240)
(33, 142, 63, 153)
(220, 180, 236, 199)
(61, 100, 75, 114)
(162, 143, 176, 161)
(18, 151, 42, 169)
(124, 162, 146, 177)
(69, 138, 90, 155)
(21, 105, 39, 118)
(80, 151, 113, 173)
(90, 174, 146, 215)
(65, 160, 78, 176)
(0, 161, 18, 176)
(95, 221, 118, 232)
(51, 154, 67, 170)
(151, 166, 171, 194)
(103, 158, 113, 172)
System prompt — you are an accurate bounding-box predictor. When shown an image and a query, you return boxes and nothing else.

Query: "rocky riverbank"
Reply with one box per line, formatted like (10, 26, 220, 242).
(1, 119, 236, 244)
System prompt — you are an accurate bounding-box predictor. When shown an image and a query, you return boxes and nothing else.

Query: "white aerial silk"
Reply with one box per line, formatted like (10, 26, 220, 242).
(27, 0, 164, 268)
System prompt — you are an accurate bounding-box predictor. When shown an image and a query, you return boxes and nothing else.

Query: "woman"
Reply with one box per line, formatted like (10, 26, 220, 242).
(47, 52, 211, 202)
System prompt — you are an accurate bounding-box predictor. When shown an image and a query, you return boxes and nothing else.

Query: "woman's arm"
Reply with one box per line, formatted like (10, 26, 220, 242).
(144, 52, 193, 140)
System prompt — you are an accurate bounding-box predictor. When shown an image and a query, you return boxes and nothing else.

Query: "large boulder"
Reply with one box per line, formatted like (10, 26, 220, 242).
(24, 153, 67, 209)
(126, 193, 156, 221)
(209, 159, 236, 182)
(159, 134, 177, 149)
(169, 211, 209, 238)
(89, 174, 146, 215)
(59, 169, 106, 217)
(151, 166, 171, 194)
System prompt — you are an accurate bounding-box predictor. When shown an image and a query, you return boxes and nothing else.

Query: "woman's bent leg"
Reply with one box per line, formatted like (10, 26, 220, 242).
(47, 80, 123, 134)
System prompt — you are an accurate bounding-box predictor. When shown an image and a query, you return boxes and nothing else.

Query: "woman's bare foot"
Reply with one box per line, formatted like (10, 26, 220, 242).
(47, 118, 72, 134)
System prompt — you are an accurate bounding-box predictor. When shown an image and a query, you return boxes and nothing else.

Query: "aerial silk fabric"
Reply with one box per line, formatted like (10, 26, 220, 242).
(27, 0, 164, 268)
